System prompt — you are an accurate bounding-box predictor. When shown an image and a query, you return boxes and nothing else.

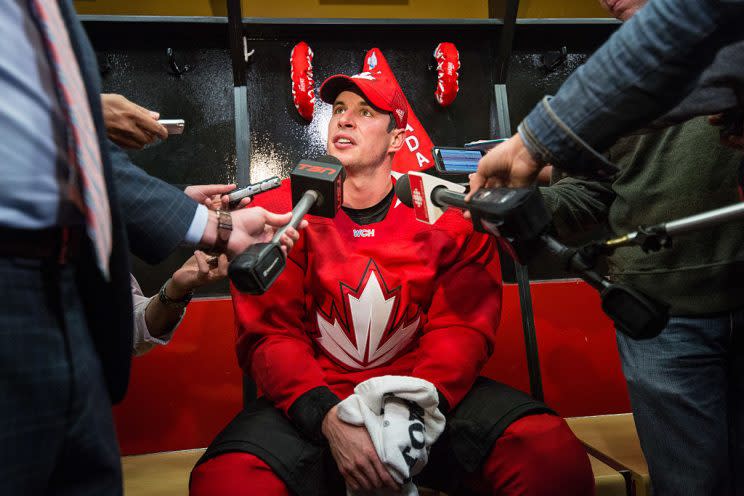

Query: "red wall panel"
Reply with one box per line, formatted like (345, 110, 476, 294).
(114, 280, 630, 455)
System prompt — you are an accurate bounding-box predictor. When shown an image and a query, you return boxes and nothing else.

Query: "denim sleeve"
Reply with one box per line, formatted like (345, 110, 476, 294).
(519, 0, 744, 176)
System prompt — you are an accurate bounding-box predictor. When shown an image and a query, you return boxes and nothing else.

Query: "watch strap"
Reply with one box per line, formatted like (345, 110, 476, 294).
(158, 278, 193, 308)
(213, 210, 233, 253)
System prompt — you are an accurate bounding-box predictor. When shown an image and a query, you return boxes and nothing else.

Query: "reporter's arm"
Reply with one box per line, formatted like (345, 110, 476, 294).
(519, 0, 743, 174)
(131, 276, 179, 356)
(540, 177, 615, 238)
(141, 251, 229, 345)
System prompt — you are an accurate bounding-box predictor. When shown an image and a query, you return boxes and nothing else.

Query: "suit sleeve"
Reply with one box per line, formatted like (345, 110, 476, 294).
(108, 141, 199, 263)
(540, 177, 615, 239)
(411, 231, 502, 411)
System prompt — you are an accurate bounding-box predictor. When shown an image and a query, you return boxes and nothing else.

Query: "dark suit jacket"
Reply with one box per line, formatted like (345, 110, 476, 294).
(60, 0, 200, 403)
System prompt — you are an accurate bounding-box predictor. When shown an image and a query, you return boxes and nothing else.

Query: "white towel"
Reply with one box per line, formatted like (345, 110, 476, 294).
(337, 376, 446, 496)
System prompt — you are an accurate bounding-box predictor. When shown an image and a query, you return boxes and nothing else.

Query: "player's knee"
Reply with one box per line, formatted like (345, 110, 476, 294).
(484, 413, 594, 496)
(190, 452, 290, 496)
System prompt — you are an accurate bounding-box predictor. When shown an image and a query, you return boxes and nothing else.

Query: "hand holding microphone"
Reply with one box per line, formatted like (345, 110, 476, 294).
(395, 172, 667, 339)
(229, 155, 345, 294)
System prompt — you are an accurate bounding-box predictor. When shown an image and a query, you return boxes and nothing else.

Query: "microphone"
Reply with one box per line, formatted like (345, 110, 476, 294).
(396, 172, 550, 242)
(395, 172, 466, 225)
(397, 173, 668, 339)
(229, 155, 345, 294)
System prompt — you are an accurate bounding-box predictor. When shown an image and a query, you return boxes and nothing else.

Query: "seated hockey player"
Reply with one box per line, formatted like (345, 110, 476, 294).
(189, 70, 594, 496)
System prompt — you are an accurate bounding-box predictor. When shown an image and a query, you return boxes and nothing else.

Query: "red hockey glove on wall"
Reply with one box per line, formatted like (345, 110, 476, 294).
(290, 41, 315, 121)
(433, 42, 460, 107)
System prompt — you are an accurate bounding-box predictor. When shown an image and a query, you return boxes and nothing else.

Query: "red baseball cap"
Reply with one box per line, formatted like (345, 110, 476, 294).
(319, 71, 408, 130)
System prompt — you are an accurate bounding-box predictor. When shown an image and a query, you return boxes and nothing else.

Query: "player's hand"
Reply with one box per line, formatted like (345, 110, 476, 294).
(226, 207, 305, 257)
(467, 134, 543, 197)
(101, 93, 168, 149)
(169, 250, 228, 297)
(322, 405, 400, 492)
(184, 184, 249, 210)
(709, 113, 744, 151)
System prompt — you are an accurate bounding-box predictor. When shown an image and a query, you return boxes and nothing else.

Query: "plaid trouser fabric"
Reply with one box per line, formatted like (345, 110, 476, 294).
(0, 257, 121, 496)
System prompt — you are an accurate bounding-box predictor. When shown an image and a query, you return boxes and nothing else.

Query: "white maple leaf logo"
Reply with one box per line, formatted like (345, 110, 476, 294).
(315, 260, 420, 370)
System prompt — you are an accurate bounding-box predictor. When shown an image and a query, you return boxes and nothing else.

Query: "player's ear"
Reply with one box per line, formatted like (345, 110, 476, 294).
(388, 127, 405, 154)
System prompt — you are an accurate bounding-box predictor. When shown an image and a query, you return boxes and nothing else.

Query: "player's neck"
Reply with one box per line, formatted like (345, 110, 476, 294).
(343, 165, 393, 209)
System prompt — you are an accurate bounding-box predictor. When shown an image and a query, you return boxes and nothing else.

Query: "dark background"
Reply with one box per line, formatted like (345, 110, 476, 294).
(83, 17, 617, 296)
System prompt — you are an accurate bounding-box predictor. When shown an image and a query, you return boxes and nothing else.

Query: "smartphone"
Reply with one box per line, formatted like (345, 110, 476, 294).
(463, 138, 508, 152)
(157, 119, 185, 135)
(432, 146, 485, 175)
(227, 176, 282, 208)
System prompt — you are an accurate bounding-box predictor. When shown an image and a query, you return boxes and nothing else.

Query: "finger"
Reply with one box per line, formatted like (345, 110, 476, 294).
(283, 227, 300, 242)
(220, 195, 230, 210)
(264, 210, 293, 227)
(203, 197, 213, 210)
(149, 111, 160, 120)
(238, 197, 251, 208)
(137, 114, 168, 140)
(200, 184, 238, 197)
(341, 471, 361, 492)
(216, 254, 229, 276)
(371, 455, 399, 491)
(128, 125, 155, 148)
(466, 171, 486, 201)
(194, 250, 210, 274)
(356, 460, 381, 490)
(279, 234, 294, 251)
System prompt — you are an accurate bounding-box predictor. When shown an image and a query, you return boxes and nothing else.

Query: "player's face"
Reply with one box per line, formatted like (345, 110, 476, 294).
(327, 90, 398, 171)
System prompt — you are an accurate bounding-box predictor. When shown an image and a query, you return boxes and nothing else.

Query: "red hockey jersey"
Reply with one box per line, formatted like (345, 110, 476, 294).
(232, 180, 503, 421)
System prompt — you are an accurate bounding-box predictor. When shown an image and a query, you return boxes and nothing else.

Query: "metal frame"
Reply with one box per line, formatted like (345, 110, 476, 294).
(227, 0, 251, 186)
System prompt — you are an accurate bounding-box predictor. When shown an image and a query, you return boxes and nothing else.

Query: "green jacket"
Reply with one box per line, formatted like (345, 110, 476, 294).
(541, 117, 744, 315)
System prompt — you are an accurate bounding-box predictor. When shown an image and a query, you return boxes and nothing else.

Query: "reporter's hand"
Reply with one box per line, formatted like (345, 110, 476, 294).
(468, 134, 543, 196)
(709, 114, 744, 151)
(184, 184, 249, 210)
(169, 250, 228, 297)
(101, 93, 168, 149)
(321, 406, 400, 492)
(226, 207, 306, 257)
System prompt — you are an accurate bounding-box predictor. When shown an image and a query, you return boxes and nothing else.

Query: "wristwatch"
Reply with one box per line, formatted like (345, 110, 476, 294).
(213, 209, 233, 254)
(158, 278, 193, 309)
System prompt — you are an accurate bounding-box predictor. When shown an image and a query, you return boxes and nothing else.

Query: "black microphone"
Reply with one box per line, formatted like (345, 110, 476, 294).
(396, 173, 550, 241)
(397, 173, 668, 339)
(228, 155, 345, 294)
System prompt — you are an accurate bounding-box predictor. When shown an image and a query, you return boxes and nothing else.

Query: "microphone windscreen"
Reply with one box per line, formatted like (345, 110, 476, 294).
(395, 174, 414, 208)
(315, 154, 343, 166)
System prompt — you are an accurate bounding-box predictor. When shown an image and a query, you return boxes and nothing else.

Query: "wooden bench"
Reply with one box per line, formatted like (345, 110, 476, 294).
(122, 449, 204, 496)
(121, 447, 627, 496)
(567, 414, 652, 496)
